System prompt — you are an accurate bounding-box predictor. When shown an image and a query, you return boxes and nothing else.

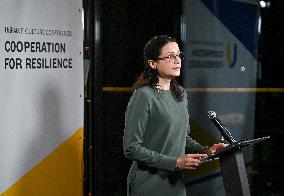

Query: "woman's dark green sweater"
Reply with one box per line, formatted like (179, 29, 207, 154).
(123, 86, 204, 196)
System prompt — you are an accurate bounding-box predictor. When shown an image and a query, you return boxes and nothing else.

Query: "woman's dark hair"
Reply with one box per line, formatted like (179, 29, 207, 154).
(132, 35, 184, 101)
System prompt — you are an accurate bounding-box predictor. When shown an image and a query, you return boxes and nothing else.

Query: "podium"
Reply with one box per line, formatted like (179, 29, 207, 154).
(202, 111, 270, 196)
(201, 137, 270, 196)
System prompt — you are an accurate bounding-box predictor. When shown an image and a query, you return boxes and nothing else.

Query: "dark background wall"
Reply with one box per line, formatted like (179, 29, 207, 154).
(84, 0, 284, 195)
(252, 1, 284, 195)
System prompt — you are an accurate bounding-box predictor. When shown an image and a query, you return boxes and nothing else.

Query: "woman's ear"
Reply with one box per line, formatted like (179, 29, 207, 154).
(148, 60, 157, 70)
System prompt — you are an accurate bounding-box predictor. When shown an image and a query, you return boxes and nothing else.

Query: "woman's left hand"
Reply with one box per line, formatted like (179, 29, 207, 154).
(208, 143, 228, 154)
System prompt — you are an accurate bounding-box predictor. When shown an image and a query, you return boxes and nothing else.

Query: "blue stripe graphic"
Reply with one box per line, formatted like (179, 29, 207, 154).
(200, 0, 259, 58)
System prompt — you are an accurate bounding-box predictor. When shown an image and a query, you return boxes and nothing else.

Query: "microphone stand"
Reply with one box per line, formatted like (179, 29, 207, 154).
(201, 111, 270, 196)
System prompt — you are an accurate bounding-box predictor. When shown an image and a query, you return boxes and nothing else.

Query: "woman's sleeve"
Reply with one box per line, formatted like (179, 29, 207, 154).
(185, 127, 206, 154)
(123, 89, 177, 172)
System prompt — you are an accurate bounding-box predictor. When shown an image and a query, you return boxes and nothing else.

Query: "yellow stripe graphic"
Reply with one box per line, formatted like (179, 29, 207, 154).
(2, 128, 84, 196)
(226, 43, 232, 64)
(103, 87, 131, 92)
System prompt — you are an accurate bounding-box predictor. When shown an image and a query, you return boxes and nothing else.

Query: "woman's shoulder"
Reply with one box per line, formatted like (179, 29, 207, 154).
(127, 86, 155, 106)
(178, 85, 185, 92)
(177, 85, 187, 95)
(133, 86, 155, 96)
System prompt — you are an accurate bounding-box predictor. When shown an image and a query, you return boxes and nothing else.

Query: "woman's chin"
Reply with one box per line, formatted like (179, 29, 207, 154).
(172, 71, 180, 77)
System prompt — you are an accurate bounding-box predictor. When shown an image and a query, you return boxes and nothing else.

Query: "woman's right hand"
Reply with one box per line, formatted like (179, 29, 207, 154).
(176, 154, 207, 170)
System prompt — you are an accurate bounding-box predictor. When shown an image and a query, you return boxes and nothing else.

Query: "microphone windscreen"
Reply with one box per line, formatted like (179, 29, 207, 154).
(208, 111, 216, 119)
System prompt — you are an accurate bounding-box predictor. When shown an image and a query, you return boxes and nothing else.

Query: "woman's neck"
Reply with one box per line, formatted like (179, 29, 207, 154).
(157, 77, 171, 90)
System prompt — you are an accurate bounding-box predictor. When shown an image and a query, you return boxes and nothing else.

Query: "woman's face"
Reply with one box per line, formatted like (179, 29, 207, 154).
(153, 42, 182, 79)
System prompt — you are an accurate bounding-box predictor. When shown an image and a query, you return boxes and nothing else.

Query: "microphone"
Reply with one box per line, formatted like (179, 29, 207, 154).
(208, 111, 236, 144)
